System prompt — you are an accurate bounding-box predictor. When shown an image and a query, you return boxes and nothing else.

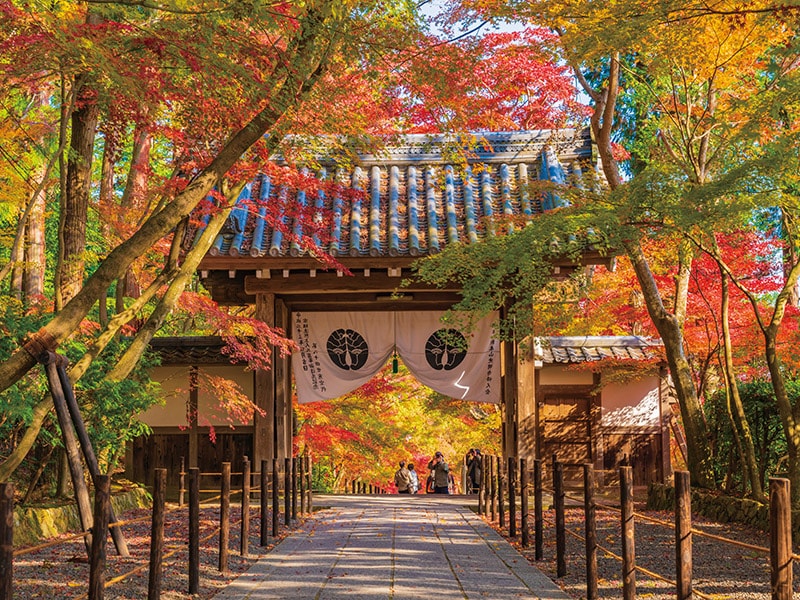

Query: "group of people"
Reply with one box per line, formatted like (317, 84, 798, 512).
(393, 460, 421, 494)
(393, 449, 483, 495)
(465, 448, 482, 494)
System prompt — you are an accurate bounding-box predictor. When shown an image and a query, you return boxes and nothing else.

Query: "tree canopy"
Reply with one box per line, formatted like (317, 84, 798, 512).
(3, 0, 800, 506)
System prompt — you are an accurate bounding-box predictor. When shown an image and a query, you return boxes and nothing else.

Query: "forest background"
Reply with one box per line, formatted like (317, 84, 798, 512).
(1, 0, 800, 505)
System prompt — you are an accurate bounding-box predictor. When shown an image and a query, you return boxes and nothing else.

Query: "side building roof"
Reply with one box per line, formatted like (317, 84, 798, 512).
(537, 336, 663, 364)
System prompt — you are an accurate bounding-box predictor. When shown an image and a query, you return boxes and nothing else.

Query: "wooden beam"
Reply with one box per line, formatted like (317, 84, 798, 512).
(283, 298, 463, 312)
(197, 251, 615, 273)
(244, 272, 458, 294)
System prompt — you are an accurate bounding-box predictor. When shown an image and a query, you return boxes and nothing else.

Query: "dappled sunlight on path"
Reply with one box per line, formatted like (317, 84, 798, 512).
(213, 495, 568, 599)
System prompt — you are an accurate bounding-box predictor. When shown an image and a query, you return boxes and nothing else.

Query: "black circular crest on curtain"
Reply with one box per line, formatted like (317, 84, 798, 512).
(327, 328, 369, 370)
(425, 328, 467, 370)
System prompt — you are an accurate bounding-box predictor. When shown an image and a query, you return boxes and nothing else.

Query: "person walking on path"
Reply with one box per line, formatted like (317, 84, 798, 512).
(427, 451, 450, 494)
(467, 448, 482, 494)
(407, 462, 419, 494)
(394, 460, 413, 494)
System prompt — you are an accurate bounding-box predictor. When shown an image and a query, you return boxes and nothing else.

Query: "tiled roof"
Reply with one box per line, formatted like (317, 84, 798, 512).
(204, 129, 593, 261)
(150, 337, 229, 365)
(537, 336, 663, 364)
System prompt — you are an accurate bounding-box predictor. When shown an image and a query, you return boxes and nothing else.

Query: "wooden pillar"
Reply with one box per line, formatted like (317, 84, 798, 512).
(275, 299, 291, 460)
(501, 304, 518, 459)
(0, 483, 13, 600)
(254, 293, 276, 464)
(517, 336, 537, 467)
(591, 373, 603, 480)
(188, 366, 199, 469)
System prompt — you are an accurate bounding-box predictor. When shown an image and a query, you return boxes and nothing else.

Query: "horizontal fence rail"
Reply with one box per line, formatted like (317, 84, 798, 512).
(3, 455, 314, 599)
(474, 453, 794, 600)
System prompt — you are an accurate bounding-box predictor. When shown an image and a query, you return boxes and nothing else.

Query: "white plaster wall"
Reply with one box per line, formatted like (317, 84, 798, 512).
(140, 365, 254, 427)
(139, 365, 190, 426)
(601, 375, 660, 427)
(197, 365, 254, 426)
(539, 366, 594, 385)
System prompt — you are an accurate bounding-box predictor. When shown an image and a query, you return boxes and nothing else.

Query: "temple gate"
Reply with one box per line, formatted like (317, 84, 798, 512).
(133, 129, 659, 483)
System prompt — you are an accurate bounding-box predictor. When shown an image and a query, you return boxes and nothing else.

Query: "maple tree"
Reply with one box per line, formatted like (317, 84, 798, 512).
(420, 0, 800, 497)
(0, 0, 419, 486)
(294, 362, 501, 492)
(0, 0, 585, 493)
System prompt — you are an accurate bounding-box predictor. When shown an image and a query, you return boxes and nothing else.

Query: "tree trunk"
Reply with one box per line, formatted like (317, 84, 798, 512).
(720, 266, 763, 500)
(24, 183, 47, 301)
(580, 54, 715, 489)
(765, 330, 800, 506)
(624, 239, 716, 488)
(714, 227, 800, 507)
(115, 122, 150, 313)
(98, 125, 121, 327)
(0, 398, 51, 483)
(59, 79, 100, 305)
(9, 232, 23, 300)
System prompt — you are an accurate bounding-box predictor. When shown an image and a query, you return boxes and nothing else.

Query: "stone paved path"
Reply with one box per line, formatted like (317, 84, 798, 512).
(213, 494, 569, 599)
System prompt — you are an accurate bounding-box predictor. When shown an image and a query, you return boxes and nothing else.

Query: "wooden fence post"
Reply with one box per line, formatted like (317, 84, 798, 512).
(520, 459, 529, 548)
(271, 458, 279, 537)
(508, 456, 517, 537)
(88, 474, 110, 600)
(292, 457, 298, 520)
(188, 467, 199, 595)
(490, 455, 497, 521)
(241, 457, 250, 557)
(553, 455, 566, 578)
(534, 458, 543, 561)
(770, 477, 792, 600)
(284, 458, 291, 526)
(299, 456, 306, 515)
(485, 454, 491, 514)
(260, 460, 269, 547)
(219, 462, 231, 572)
(0, 483, 13, 600)
(179, 456, 185, 508)
(477, 456, 484, 515)
(620, 466, 635, 600)
(147, 469, 166, 600)
(584, 464, 597, 600)
(675, 470, 692, 600)
(498, 456, 506, 529)
(306, 455, 313, 513)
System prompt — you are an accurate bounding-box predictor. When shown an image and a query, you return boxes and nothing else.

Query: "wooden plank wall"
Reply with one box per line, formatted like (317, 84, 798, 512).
(130, 430, 253, 487)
